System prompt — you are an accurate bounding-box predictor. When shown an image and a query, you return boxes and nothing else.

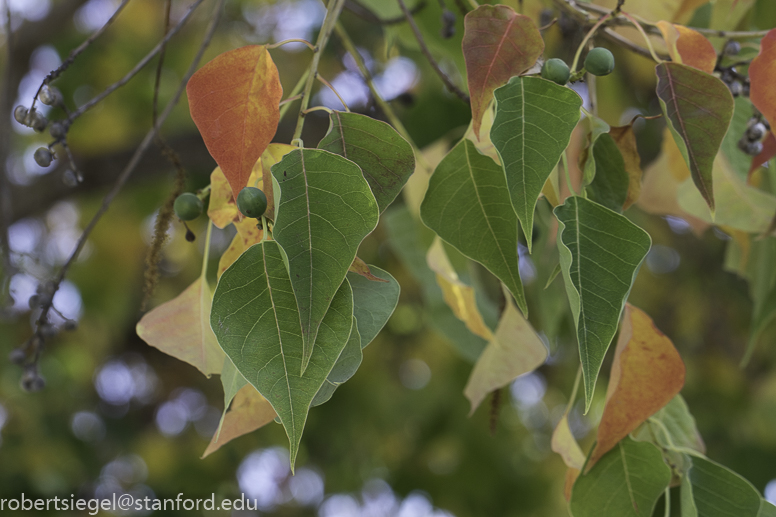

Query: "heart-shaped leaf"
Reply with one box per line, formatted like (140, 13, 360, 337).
(492, 76, 582, 250)
(555, 197, 651, 412)
(271, 149, 379, 373)
(421, 138, 527, 313)
(318, 111, 415, 213)
(463, 5, 544, 139)
(210, 241, 354, 468)
(655, 62, 735, 211)
(187, 46, 283, 200)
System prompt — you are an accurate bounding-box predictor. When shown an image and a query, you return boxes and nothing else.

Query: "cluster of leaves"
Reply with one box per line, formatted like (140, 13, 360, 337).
(133, 1, 776, 515)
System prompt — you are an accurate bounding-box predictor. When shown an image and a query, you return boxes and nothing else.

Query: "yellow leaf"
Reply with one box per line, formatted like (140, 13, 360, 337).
(426, 238, 493, 341)
(551, 413, 586, 470)
(260, 143, 296, 221)
(403, 139, 450, 219)
(207, 160, 262, 229)
(463, 291, 547, 414)
(202, 384, 276, 458)
(587, 304, 685, 470)
(217, 217, 265, 278)
(136, 277, 224, 377)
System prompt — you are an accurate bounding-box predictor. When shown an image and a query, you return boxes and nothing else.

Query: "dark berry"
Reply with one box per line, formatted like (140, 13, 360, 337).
(34, 147, 53, 167)
(440, 9, 456, 39)
(236, 187, 268, 219)
(63, 320, 78, 331)
(49, 122, 66, 139)
(39, 85, 61, 106)
(723, 40, 741, 56)
(584, 48, 615, 76)
(541, 58, 571, 85)
(21, 369, 45, 392)
(13, 105, 28, 124)
(747, 122, 766, 141)
(173, 193, 203, 221)
(729, 81, 743, 97)
(185, 228, 196, 242)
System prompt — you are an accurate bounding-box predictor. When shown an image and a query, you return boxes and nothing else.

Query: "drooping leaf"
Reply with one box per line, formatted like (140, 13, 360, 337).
(420, 138, 527, 314)
(260, 143, 296, 221)
(312, 318, 362, 407)
(551, 413, 585, 470)
(589, 304, 685, 468)
(427, 238, 493, 341)
(492, 76, 583, 250)
(463, 290, 547, 414)
(210, 241, 354, 468)
(187, 46, 283, 200)
(655, 62, 735, 211)
(383, 207, 487, 362)
(750, 29, 776, 130)
(586, 133, 630, 213)
(656, 22, 716, 73)
(609, 123, 643, 210)
(348, 266, 400, 349)
(555, 197, 651, 412)
(318, 111, 415, 213)
(271, 149, 379, 373)
(462, 5, 544, 139)
(137, 277, 224, 377)
(570, 438, 671, 517)
(683, 455, 762, 517)
(202, 384, 276, 458)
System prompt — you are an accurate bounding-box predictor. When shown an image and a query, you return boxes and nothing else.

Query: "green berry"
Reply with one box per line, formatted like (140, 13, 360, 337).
(173, 193, 203, 221)
(236, 187, 268, 219)
(584, 47, 615, 76)
(541, 58, 571, 85)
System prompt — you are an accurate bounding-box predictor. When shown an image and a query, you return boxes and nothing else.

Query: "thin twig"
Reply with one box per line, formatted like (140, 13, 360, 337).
(267, 38, 316, 51)
(30, 0, 227, 364)
(279, 70, 309, 121)
(152, 0, 172, 126)
(396, 0, 469, 103)
(66, 0, 207, 123)
(316, 74, 350, 111)
(0, 0, 15, 295)
(32, 0, 132, 111)
(292, 0, 347, 142)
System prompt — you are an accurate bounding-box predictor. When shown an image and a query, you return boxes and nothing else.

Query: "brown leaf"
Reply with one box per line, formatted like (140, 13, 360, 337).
(462, 5, 543, 139)
(136, 277, 224, 377)
(587, 304, 685, 470)
(187, 46, 283, 201)
(202, 384, 276, 458)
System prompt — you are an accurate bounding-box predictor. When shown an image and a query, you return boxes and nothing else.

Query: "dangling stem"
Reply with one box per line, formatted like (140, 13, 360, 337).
(620, 12, 661, 64)
(663, 487, 671, 517)
(200, 219, 213, 279)
(279, 70, 309, 121)
(565, 365, 582, 414)
(267, 38, 315, 51)
(571, 13, 612, 73)
(292, 0, 346, 141)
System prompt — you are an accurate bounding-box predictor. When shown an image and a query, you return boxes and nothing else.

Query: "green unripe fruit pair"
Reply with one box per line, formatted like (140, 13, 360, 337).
(237, 187, 268, 219)
(584, 48, 615, 76)
(541, 58, 571, 85)
(174, 192, 203, 221)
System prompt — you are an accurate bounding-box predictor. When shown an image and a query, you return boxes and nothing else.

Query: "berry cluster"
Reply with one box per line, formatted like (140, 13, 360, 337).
(717, 40, 750, 98)
(540, 47, 615, 86)
(738, 114, 770, 156)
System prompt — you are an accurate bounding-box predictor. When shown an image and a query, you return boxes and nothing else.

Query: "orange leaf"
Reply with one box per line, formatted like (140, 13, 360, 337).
(656, 22, 716, 73)
(587, 304, 685, 470)
(187, 46, 283, 201)
(462, 5, 543, 139)
(749, 131, 776, 179)
(202, 384, 276, 458)
(136, 278, 224, 377)
(750, 29, 776, 131)
(609, 123, 643, 210)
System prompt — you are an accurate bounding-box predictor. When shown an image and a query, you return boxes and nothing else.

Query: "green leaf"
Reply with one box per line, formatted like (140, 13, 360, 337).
(633, 395, 705, 454)
(312, 318, 362, 407)
(570, 438, 671, 517)
(759, 500, 776, 517)
(348, 266, 401, 349)
(720, 96, 758, 181)
(655, 62, 735, 211)
(420, 138, 527, 314)
(586, 133, 630, 213)
(684, 455, 762, 517)
(318, 111, 415, 213)
(491, 76, 582, 251)
(581, 115, 611, 186)
(272, 148, 379, 373)
(210, 241, 354, 469)
(682, 472, 700, 517)
(383, 206, 487, 361)
(554, 196, 651, 412)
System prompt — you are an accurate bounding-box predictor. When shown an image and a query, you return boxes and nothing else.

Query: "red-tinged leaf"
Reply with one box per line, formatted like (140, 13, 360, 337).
(136, 277, 224, 377)
(656, 22, 716, 73)
(587, 304, 685, 470)
(462, 5, 543, 139)
(656, 62, 735, 211)
(749, 132, 776, 178)
(202, 385, 276, 458)
(187, 46, 283, 201)
(751, 29, 776, 132)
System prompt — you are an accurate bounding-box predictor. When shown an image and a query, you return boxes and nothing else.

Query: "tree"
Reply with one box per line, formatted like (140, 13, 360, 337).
(2, 0, 776, 515)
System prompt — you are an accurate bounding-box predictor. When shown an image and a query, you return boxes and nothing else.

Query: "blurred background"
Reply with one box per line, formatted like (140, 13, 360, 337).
(1, 0, 776, 515)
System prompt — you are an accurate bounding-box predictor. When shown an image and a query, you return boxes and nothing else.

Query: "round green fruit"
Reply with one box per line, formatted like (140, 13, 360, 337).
(584, 48, 615, 76)
(237, 187, 268, 219)
(173, 192, 203, 221)
(541, 58, 571, 85)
